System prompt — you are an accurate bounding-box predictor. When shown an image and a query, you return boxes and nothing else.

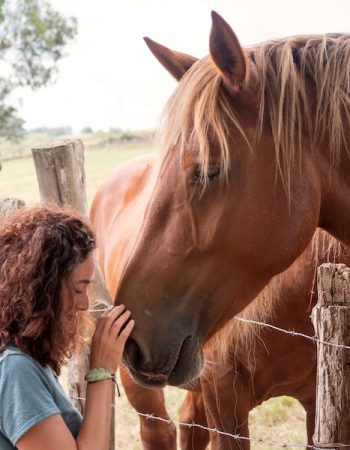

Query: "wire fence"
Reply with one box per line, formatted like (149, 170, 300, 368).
(234, 316, 350, 350)
(89, 307, 350, 351)
(85, 306, 350, 448)
(73, 395, 320, 449)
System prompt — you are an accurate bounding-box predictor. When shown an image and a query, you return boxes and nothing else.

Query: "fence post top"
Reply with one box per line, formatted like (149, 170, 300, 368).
(317, 263, 350, 307)
(32, 138, 84, 152)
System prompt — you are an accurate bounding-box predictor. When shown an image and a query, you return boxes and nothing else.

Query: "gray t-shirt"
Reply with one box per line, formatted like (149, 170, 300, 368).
(0, 347, 82, 449)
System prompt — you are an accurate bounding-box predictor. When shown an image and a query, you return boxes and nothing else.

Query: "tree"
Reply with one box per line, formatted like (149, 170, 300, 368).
(0, 0, 77, 139)
(80, 126, 93, 134)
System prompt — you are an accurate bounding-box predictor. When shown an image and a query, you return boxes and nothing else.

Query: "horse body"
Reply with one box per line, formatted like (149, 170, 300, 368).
(181, 246, 319, 450)
(91, 153, 157, 297)
(92, 15, 350, 446)
(96, 13, 350, 388)
(180, 233, 350, 450)
(91, 152, 349, 449)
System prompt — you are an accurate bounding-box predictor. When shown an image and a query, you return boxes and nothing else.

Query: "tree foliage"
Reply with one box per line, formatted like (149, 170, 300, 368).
(0, 0, 77, 139)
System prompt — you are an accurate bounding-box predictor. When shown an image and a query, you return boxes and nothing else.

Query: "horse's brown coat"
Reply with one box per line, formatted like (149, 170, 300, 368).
(91, 154, 349, 449)
(97, 13, 350, 387)
(91, 11, 350, 444)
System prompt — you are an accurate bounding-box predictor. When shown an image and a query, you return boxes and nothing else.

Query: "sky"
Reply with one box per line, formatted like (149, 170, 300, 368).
(15, 0, 350, 134)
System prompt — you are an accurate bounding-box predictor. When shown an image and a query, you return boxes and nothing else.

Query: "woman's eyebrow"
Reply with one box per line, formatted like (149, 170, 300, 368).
(76, 279, 92, 284)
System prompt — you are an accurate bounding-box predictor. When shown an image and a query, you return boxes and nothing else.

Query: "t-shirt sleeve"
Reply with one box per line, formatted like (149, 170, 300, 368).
(0, 354, 60, 445)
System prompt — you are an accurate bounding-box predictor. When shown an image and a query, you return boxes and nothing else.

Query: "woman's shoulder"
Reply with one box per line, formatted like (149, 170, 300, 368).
(1, 347, 35, 364)
(0, 347, 48, 379)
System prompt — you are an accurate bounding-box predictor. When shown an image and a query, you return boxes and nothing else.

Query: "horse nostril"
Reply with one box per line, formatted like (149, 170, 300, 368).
(124, 337, 142, 369)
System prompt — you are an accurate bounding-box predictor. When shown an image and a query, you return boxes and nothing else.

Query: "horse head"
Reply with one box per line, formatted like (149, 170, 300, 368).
(116, 12, 343, 387)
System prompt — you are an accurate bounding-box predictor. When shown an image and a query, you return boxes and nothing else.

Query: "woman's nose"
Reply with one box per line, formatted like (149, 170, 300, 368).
(76, 294, 89, 311)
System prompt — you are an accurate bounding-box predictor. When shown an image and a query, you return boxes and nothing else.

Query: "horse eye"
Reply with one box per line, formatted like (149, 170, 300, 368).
(192, 168, 203, 183)
(207, 167, 220, 181)
(192, 166, 220, 184)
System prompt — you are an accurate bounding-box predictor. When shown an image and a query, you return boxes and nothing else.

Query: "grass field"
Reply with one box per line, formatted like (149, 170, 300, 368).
(1, 146, 154, 205)
(1, 142, 307, 449)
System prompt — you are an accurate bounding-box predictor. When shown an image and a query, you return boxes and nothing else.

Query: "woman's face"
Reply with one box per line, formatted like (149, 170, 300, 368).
(61, 252, 96, 318)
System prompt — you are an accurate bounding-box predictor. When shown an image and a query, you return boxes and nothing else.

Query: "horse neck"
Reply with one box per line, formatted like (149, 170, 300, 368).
(318, 135, 350, 247)
(205, 229, 350, 364)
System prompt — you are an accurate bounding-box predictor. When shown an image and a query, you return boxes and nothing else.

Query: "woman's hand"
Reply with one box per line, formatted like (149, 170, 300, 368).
(89, 305, 135, 372)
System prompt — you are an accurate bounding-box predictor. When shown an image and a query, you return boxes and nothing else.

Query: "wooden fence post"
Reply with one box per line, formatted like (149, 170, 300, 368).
(32, 139, 115, 450)
(312, 263, 350, 449)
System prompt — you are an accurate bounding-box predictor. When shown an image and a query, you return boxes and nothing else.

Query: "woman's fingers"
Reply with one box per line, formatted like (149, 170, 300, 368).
(96, 305, 134, 339)
(96, 305, 125, 332)
(110, 310, 132, 335)
(99, 304, 125, 319)
(99, 305, 114, 316)
(117, 319, 135, 346)
(90, 306, 135, 372)
(102, 304, 125, 320)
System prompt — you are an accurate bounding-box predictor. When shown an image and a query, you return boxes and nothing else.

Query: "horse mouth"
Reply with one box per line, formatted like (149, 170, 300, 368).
(123, 336, 205, 388)
(167, 336, 204, 386)
(126, 367, 169, 388)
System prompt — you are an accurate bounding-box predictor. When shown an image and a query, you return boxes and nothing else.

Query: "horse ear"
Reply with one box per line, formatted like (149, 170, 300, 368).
(144, 37, 198, 81)
(209, 11, 247, 91)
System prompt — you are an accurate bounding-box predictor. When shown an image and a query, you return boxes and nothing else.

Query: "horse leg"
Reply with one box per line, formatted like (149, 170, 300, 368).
(120, 365, 177, 450)
(179, 390, 210, 450)
(297, 397, 315, 449)
(305, 405, 315, 448)
(200, 364, 251, 450)
(292, 369, 316, 449)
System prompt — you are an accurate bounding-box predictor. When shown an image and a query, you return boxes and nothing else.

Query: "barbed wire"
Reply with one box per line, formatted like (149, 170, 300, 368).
(84, 306, 350, 448)
(234, 316, 350, 350)
(73, 395, 320, 449)
(88, 307, 350, 351)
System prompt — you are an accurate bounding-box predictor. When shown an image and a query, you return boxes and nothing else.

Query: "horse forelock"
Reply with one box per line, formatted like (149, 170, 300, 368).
(157, 56, 249, 187)
(158, 33, 350, 194)
(204, 229, 349, 365)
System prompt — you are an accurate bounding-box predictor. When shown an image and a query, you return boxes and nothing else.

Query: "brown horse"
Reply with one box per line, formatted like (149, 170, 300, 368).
(179, 230, 350, 450)
(91, 153, 348, 449)
(121, 222, 326, 450)
(92, 11, 350, 388)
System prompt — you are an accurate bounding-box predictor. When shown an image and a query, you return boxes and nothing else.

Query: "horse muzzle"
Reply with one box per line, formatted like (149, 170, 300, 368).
(123, 334, 205, 388)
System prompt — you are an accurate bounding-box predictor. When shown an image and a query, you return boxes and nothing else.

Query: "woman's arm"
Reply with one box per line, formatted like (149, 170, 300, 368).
(17, 381, 115, 450)
(16, 305, 135, 450)
(77, 305, 135, 449)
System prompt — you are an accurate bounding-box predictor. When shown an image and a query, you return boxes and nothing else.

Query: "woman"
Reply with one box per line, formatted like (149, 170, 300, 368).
(0, 205, 135, 450)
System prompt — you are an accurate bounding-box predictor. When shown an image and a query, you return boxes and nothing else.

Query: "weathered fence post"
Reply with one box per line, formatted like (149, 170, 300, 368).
(312, 263, 350, 449)
(32, 139, 115, 450)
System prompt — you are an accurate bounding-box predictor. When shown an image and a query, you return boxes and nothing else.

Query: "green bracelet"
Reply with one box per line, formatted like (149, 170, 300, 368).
(85, 368, 121, 397)
(85, 367, 115, 383)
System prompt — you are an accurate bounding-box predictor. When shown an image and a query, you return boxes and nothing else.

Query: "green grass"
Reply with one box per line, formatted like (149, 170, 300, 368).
(2, 144, 308, 449)
(84, 147, 154, 203)
(1, 146, 155, 206)
(1, 156, 39, 204)
(111, 382, 307, 449)
(249, 397, 307, 449)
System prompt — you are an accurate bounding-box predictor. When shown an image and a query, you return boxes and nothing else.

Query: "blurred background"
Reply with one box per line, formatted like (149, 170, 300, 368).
(1, 1, 349, 447)
(3, 0, 350, 138)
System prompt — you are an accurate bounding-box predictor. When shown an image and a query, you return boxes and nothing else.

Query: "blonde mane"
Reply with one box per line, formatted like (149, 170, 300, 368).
(159, 34, 350, 193)
(204, 229, 349, 364)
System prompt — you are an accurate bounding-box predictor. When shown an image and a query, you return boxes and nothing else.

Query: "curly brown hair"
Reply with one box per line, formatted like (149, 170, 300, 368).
(0, 205, 96, 374)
